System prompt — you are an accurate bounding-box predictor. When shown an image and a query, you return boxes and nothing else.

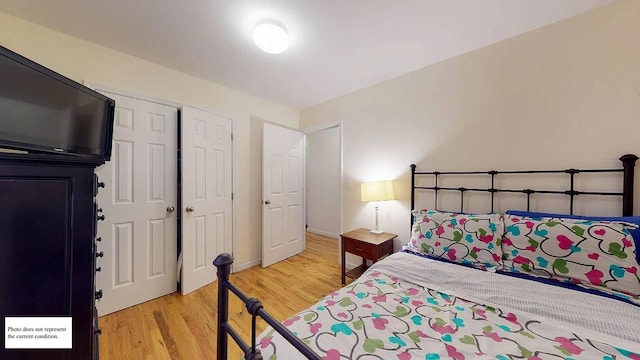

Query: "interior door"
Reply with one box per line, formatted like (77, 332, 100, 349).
(262, 123, 305, 267)
(95, 93, 178, 315)
(181, 105, 233, 295)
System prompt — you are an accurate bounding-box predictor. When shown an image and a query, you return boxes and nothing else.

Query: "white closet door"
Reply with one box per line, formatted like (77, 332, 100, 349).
(95, 93, 178, 315)
(181, 105, 233, 295)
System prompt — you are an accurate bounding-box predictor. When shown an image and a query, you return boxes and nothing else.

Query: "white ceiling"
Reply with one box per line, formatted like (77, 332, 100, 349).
(0, 0, 615, 109)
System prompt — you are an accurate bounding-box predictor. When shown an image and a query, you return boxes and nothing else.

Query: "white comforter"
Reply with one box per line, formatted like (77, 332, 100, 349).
(256, 252, 640, 359)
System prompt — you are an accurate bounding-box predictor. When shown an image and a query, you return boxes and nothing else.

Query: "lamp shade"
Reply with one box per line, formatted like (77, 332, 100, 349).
(361, 180, 395, 202)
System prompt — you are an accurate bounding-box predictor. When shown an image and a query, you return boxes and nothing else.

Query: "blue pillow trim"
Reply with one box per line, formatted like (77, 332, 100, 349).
(402, 249, 639, 307)
(505, 210, 640, 265)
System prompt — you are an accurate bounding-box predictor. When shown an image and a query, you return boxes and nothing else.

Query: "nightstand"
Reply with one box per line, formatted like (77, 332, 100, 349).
(341, 228, 397, 284)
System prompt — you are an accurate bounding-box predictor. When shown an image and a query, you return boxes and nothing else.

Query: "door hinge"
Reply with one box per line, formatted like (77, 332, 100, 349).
(231, 132, 234, 141)
(231, 192, 234, 200)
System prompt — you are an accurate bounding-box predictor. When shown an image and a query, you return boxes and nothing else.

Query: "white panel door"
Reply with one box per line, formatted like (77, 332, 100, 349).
(95, 93, 178, 315)
(262, 123, 305, 267)
(181, 106, 233, 295)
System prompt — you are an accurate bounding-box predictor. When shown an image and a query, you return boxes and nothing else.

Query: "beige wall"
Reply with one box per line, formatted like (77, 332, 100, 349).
(301, 0, 640, 248)
(0, 12, 299, 268)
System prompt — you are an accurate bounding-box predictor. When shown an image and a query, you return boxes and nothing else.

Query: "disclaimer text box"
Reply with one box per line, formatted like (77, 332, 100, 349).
(5, 317, 72, 349)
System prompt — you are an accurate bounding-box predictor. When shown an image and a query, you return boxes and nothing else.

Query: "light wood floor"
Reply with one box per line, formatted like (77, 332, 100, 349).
(98, 232, 342, 360)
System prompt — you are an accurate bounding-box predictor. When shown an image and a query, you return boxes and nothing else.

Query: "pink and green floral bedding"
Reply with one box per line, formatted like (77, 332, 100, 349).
(257, 252, 640, 359)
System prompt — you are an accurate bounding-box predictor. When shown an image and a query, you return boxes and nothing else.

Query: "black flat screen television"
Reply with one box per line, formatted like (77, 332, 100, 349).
(0, 45, 115, 161)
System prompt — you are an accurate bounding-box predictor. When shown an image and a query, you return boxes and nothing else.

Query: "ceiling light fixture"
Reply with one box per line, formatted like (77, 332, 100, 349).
(253, 19, 290, 54)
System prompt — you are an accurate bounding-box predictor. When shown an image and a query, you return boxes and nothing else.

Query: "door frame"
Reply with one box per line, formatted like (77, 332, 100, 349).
(84, 82, 237, 277)
(84, 82, 182, 109)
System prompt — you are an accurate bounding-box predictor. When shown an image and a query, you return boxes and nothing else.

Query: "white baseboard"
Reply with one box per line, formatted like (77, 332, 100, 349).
(345, 260, 360, 269)
(306, 228, 339, 239)
(233, 258, 261, 273)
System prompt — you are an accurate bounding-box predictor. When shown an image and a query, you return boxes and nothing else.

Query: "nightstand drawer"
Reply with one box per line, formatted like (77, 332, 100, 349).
(377, 240, 393, 257)
(340, 228, 397, 285)
(343, 239, 376, 259)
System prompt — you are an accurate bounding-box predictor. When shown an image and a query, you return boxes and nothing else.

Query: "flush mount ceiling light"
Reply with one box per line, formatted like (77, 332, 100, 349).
(253, 19, 290, 54)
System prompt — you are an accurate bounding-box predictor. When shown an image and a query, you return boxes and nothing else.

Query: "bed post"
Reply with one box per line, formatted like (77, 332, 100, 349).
(620, 154, 638, 216)
(214, 253, 234, 360)
(410, 164, 416, 228)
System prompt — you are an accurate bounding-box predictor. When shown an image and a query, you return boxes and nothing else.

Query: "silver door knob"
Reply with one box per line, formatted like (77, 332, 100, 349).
(264, 200, 271, 205)
(186, 206, 195, 213)
(166, 206, 175, 213)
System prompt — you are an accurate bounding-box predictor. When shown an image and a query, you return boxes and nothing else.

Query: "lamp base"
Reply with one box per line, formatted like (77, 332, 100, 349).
(369, 229, 384, 234)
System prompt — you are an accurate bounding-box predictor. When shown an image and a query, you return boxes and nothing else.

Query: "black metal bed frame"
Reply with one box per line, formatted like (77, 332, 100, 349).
(213, 254, 321, 360)
(411, 154, 639, 219)
(214, 154, 638, 360)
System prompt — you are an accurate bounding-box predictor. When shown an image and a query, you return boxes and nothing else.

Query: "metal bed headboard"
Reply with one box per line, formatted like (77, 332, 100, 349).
(410, 154, 638, 223)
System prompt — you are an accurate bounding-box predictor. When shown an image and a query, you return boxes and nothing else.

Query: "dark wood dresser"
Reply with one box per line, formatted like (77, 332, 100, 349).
(0, 153, 104, 360)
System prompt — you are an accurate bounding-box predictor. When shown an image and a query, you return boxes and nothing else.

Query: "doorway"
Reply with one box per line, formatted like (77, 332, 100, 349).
(305, 123, 341, 239)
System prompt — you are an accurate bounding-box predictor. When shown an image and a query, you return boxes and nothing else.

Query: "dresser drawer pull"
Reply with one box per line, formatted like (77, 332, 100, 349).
(355, 247, 363, 251)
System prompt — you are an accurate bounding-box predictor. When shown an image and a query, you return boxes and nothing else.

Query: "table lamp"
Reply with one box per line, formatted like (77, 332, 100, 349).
(361, 180, 395, 234)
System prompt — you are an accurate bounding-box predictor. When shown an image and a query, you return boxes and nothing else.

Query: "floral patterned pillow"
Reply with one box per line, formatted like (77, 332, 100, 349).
(502, 214, 640, 295)
(405, 210, 504, 270)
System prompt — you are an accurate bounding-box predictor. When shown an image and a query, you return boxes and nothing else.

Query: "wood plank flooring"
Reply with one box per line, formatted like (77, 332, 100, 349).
(98, 232, 342, 360)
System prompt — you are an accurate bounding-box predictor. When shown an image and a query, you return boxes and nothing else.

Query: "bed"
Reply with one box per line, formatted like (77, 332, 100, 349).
(214, 154, 640, 360)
